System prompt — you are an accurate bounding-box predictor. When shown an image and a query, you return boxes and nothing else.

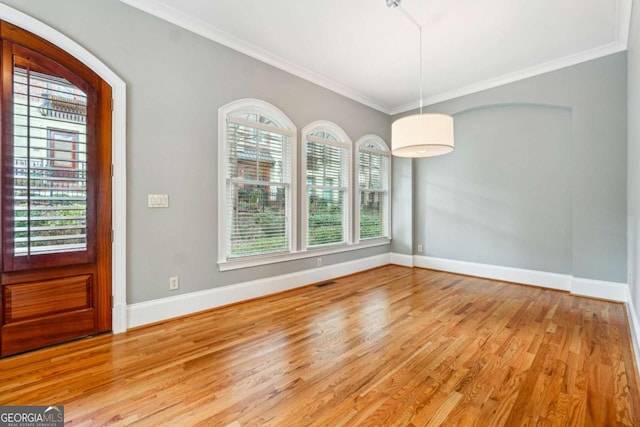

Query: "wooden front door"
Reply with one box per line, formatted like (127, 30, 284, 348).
(0, 22, 112, 356)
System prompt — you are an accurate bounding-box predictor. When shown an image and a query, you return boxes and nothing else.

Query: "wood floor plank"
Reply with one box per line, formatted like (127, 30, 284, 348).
(1, 265, 639, 426)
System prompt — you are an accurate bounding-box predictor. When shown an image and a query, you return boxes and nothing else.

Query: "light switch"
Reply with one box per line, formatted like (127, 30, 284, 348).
(148, 194, 169, 208)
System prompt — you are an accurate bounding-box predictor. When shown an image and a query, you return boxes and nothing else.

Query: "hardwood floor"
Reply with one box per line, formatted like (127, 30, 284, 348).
(1, 265, 639, 426)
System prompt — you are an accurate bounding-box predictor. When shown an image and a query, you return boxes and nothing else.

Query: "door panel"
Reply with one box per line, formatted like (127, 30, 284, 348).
(4, 275, 92, 322)
(1, 272, 95, 355)
(0, 22, 111, 356)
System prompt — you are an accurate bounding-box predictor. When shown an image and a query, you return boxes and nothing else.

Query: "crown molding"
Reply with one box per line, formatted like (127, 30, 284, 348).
(390, 41, 628, 115)
(118, 0, 391, 114)
(120, 0, 631, 118)
(391, 0, 631, 115)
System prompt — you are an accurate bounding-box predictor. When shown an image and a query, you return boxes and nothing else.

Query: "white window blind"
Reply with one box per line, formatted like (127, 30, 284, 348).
(225, 114, 292, 258)
(305, 131, 350, 247)
(359, 141, 389, 240)
(12, 67, 88, 256)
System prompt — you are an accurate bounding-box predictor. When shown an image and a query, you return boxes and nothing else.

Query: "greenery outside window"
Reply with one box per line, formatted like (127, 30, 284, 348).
(356, 135, 391, 242)
(302, 121, 351, 249)
(218, 99, 296, 262)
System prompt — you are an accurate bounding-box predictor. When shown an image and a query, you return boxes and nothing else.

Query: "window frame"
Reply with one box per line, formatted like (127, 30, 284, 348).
(218, 98, 297, 266)
(218, 102, 391, 272)
(3, 42, 98, 270)
(355, 134, 392, 244)
(301, 121, 352, 250)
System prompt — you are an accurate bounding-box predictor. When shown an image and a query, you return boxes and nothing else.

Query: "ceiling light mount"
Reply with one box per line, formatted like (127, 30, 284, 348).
(387, 0, 454, 158)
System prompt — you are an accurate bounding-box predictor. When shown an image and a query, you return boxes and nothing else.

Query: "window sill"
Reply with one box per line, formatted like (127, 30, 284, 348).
(218, 238, 391, 272)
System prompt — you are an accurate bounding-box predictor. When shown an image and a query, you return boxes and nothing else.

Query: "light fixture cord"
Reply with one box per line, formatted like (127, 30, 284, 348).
(395, 5, 424, 114)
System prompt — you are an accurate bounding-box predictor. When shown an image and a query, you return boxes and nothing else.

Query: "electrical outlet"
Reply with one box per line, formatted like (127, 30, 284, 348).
(417, 244, 423, 253)
(169, 276, 179, 290)
(317, 257, 323, 267)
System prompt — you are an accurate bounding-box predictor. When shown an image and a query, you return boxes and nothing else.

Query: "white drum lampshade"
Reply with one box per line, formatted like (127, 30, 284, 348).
(391, 113, 454, 158)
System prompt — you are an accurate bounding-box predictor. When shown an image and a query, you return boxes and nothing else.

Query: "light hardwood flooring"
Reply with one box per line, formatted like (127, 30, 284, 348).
(1, 265, 639, 426)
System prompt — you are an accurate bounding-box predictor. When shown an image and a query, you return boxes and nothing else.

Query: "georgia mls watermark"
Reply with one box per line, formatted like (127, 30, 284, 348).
(0, 406, 64, 427)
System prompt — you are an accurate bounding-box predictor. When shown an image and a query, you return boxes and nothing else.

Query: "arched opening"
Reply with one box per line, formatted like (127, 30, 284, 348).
(0, 3, 127, 335)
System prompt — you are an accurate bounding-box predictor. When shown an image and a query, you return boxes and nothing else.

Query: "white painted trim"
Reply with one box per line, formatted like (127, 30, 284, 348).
(128, 253, 391, 328)
(571, 277, 629, 302)
(300, 121, 353, 250)
(111, 68, 128, 335)
(120, 1, 631, 117)
(414, 255, 630, 303)
(0, 4, 128, 333)
(219, 239, 390, 272)
(118, 0, 389, 114)
(414, 255, 572, 291)
(390, 252, 414, 267)
(392, 0, 631, 114)
(217, 99, 297, 266)
(390, 42, 629, 115)
(129, 254, 634, 330)
(626, 295, 640, 374)
(354, 135, 391, 244)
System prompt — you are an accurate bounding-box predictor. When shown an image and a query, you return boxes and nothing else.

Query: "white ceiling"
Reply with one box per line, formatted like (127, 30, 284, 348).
(120, 0, 632, 114)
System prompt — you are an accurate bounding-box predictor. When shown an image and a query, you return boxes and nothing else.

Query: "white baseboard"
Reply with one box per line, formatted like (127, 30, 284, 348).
(571, 277, 629, 302)
(415, 256, 636, 374)
(413, 255, 628, 302)
(126, 252, 630, 330)
(399, 255, 637, 371)
(127, 253, 391, 329)
(112, 303, 127, 334)
(390, 252, 414, 267)
(627, 295, 640, 374)
(414, 255, 572, 291)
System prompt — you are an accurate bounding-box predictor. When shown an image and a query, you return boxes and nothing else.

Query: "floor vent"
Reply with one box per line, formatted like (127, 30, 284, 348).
(315, 281, 337, 288)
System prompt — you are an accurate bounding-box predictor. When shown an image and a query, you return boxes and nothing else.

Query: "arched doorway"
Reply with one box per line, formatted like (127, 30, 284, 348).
(0, 3, 128, 340)
(0, 21, 112, 355)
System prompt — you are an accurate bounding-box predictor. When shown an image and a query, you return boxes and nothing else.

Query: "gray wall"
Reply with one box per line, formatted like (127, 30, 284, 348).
(394, 53, 627, 283)
(391, 157, 412, 254)
(417, 104, 572, 273)
(629, 3, 640, 313)
(2, 0, 392, 304)
(0, 0, 631, 304)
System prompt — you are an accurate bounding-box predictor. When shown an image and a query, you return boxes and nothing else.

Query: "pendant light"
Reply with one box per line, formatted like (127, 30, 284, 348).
(387, 0, 454, 158)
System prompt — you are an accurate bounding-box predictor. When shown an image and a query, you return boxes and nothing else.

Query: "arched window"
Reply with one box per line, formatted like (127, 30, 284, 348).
(218, 99, 296, 261)
(355, 135, 391, 242)
(301, 121, 352, 249)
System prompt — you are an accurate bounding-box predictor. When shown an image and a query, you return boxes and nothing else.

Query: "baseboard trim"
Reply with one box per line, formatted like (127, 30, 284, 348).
(390, 252, 414, 267)
(127, 253, 391, 329)
(626, 296, 640, 375)
(571, 277, 629, 302)
(413, 255, 628, 302)
(126, 252, 630, 329)
(112, 303, 127, 334)
(414, 255, 572, 292)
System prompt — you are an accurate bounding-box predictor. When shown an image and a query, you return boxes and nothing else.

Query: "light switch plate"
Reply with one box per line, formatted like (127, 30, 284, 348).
(148, 194, 169, 208)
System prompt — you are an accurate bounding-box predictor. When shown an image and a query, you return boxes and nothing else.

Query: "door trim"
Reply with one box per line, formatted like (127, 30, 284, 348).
(0, 4, 127, 332)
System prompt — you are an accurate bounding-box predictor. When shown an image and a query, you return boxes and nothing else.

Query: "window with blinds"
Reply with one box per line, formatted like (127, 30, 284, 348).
(12, 66, 88, 256)
(358, 138, 390, 241)
(304, 125, 351, 248)
(222, 104, 295, 259)
(218, 101, 391, 269)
